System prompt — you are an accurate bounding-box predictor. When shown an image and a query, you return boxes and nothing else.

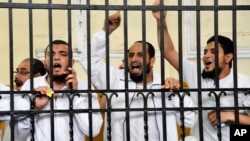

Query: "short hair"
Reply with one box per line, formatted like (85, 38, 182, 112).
(44, 40, 72, 57)
(207, 35, 234, 55)
(33, 58, 46, 75)
(23, 58, 46, 75)
(207, 35, 234, 68)
(133, 41, 155, 58)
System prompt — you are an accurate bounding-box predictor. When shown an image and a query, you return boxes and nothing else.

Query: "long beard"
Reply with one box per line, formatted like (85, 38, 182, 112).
(130, 64, 150, 83)
(201, 68, 222, 79)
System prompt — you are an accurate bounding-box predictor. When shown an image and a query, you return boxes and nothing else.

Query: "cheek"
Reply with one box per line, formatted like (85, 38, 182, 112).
(44, 60, 51, 67)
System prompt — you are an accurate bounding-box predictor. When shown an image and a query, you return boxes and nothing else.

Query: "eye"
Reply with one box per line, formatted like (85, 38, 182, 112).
(13, 69, 30, 75)
(61, 53, 67, 56)
(203, 50, 207, 55)
(128, 53, 134, 57)
(19, 70, 30, 75)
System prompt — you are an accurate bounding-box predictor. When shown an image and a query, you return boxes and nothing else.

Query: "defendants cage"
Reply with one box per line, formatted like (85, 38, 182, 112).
(0, 0, 250, 141)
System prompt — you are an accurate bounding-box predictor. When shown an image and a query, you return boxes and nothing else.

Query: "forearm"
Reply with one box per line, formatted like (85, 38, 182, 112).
(156, 19, 179, 70)
(231, 113, 250, 125)
(157, 20, 173, 53)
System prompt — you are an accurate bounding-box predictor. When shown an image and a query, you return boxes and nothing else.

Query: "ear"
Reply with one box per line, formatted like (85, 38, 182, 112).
(150, 57, 155, 68)
(225, 53, 233, 63)
(43, 60, 47, 69)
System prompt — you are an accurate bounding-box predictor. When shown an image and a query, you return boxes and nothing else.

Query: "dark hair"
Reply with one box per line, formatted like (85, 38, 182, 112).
(207, 35, 234, 68)
(44, 40, 72, 57)
(133, 41, 155, 58)
(23, 58, 46, 76)
(207, 35, 234, 55)
(33, 59, 46, 75)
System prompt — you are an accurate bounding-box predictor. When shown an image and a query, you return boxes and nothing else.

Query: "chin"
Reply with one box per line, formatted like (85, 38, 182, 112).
(53, 72, 63, 75)
(204, 68, 213, 72)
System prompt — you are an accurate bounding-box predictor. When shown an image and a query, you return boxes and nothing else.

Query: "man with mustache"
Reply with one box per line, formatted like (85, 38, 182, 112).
(14, 40, 103, 141)
(80, 11, 196, 141)
(14, 58, 46, 91)
(2, 58, 46, 141)
(152, 0, 250, 141)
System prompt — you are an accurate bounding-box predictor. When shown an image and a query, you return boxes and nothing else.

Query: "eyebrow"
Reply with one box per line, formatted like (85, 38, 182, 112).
(16, 68, 28, 70)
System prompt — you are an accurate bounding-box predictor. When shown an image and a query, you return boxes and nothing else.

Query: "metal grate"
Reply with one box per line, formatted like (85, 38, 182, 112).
(0, 0, 250, 141)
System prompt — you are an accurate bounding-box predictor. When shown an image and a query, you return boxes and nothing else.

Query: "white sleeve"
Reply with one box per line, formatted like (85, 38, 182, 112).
(72, 92, 103, 137)
(169, 92, 197, 128)
(0, 95, 11, 120)
(14, 117, 31, 140)
(182, 58, 198, 89)
(0, 84, 10, 116)
(15, 79, 32, 112)
(13, 80, 33, 139)
(79, 30, 120, 89)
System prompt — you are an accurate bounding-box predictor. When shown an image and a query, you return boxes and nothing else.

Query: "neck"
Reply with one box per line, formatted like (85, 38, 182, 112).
(46, 75, 66, 90)
(217, 67, 231, 80)
(138, 71, 154, 84)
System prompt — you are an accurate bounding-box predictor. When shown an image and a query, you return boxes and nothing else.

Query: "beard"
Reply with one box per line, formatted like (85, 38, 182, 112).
(130, 63, 151, 83)
(47, 70, 68, 82)
(53, 74, 68, 82)
(201, 68, 222, 79)
(14, 79, 23, 88)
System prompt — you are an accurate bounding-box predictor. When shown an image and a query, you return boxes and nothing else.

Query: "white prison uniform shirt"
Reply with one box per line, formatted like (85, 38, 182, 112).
(182, 58, 250, 141)
(0, 83, 10, 140)
(14, 75, 103, 141)
(79, 30, 196, 141)
(0, 83, 10, 116)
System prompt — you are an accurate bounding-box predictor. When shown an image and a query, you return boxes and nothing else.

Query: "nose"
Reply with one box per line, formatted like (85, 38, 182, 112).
(14, 72, 19, 79)
(204, 51, 212, 58)
(53, 53, 60, 60)
(131, 55, 139, 62)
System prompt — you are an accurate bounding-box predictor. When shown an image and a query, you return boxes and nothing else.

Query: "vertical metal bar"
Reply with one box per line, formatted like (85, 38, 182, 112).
(213, 1, 222, 140)
(8, 0, 15, 141)
(232, 0, 239, 125)
(123, 0, 129, 92)
(123, 1, 130, 141)
(141, 0, 147, 89)
(159, 0, 165, 85)
(178, 0, 183, 89)
(66, 1, 75, 140)
(67, 1, 73, 89)
(105, 0, 110, 90)
(177, 0, 185, 140)
(85, 1, 94, 141)
(103, 2, 111, 141)
(28, 0, 36, 141)
(214, 0, 219, 88)
(141, 1, 149, 140)
(195, 0, 204, 141)
(158, 1, 167, 141)
(28, 0, 34, 95)
(48, 0, 55, 141)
